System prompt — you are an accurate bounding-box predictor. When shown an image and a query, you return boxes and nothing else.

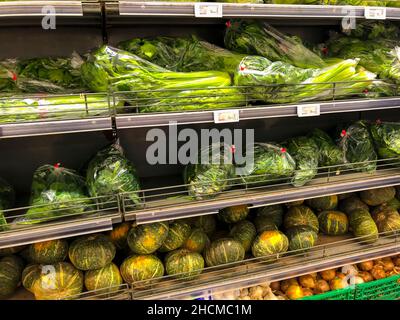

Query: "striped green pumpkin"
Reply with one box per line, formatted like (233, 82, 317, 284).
(22, 264, 41, 293)
(84, 263, 122, 292)
(252, 230, 289, 258)
(371, 207, 400, 234)
(165, 249, 204, 278)
(0, 255, 24, 298)
(183, 228, 209, 253)
(348, 209, 378, 242)
(218, 205, 249, 224)
(286, 226, 318, 252)
(204, 238, 245, 267)
(193, 215, 216, 236)
(256, 204, 284, 227)
(385, 197, 400, 210)
(306, 195, 338, 212)
(229, 220, 256, 252)
(360, 187, 396, 206)
(283, 205, 319, 233)
(69, 234, 116, 271)
(127, 222, 169, 254)
(339, 196, 369, 215)
(25, 239, 68, 264)
(318, 211, 349, 236)
(120, 254, 164, 284)
(30, 262, 83, 300)
(254, 215, 279, 233)
(159, 221, 191, 252)
(108, 222, 131, 250)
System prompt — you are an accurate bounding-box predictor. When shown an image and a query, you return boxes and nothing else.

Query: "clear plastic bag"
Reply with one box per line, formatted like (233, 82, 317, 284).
(309, 128, 344, 167)
(370, 121, 400, 158)
(18, 164, 92, 225)
(0, 177, 15, 231)
(86, 143, 141, 208)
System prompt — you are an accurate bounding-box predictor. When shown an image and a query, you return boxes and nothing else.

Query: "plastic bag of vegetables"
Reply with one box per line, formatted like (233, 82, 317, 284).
(285, 136, 319, 187)
(86, 143, 142, 208)
(0, 60, 18, 92)
(118, 36, 245, 74)
(237, 143, 296, 187)
(18, 164, 93, 225)
(0, 177, 15, 231)
(309, 128, 344, 167)
(338, 121, 377, 173)
(370, 121, 400, 158)
(0, 94, 115, 123)
(225, 20, 326, 69)
(183, 143, 236, 200)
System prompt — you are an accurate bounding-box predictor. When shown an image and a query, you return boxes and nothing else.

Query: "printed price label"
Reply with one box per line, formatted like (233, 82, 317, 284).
(194, 3, 223, 18)
(365, 7, 386, 20)
(213, 109, 240, 123)
(297, 104, 320, 117)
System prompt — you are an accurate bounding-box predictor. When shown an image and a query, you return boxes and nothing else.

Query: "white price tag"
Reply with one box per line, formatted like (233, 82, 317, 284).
(213, 109, 239, 123)
(194, 3, 223, 18)
(297, 104, 320, 117)
(365, 7, 386, 20)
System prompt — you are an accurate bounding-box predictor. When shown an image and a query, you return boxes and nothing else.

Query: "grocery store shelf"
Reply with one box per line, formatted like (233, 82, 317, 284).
(0, 117, 113, 139)
(131, 232, 400, 300)
(110, 2, 400, 20)
(124, 167, 400, 224)
(0, 1, 88, 17)
(115, 96, 400, 128)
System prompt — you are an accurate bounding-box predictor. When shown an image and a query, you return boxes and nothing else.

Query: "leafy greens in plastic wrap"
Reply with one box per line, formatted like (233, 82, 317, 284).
(86, 143, 141, 208)
(370, 121, 400, 158)
(0, 177, 15, 231)
(19, 164, 92, 224)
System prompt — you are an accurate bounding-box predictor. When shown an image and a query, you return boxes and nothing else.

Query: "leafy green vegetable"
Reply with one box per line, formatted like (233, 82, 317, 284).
(86, 143, 141, 207)
(225, 20, 326, 69)
(237, 143, 296, 187)
(370, 121, 400, 158)
(118, 36, 245, 73)
(0, 177, 15, 231)
(183, 143, 236, 200)
(285, 136, 319, 187)
(0, 60, 18, 92)
(18, 164, 92, 225)
(338, 121, 377, 173)
(0, 94, 115, 123)
(309, 128, 344, 167)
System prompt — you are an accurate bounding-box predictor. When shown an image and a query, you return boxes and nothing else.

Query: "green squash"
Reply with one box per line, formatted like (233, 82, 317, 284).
(254, 215, 279, 233)
(69, 234, 116, 271)
(283, 205, 319, 233)
(318, 211, 349, 236)
(218, 205, 249, 224)
(193, 215, 216, 236)
(252, 230, 289, 258)
(306, 195, 338, 212)
(229, 220, 257, 252)
(84, 263, 122, 293)
(108, 222, 131, 250)
(204, 238, 245, 267)
(120, 254, 164, 284)
(256, 204, 284, 227)
(338, 192, 356, 201)
(0, 255, 24, 298)
(286, 226, 318, 252)
(127, 222, 169, 254)
(0, 245, 25, 256)
(159, 221, 191, 252)
(183, 228, 209, 253)
(360, 187, 396, 206)
(385, 198, 400, 210)
(286, 200, 304, 207)
(348, 209, 378, 243)
(339, 196, 369, 215)
(371, 207, 400, 234)
(30, 262, 83, 300)
(24, 239, 68, 264)
(22, 264, 41, 293)
(165, 249, 204, 278)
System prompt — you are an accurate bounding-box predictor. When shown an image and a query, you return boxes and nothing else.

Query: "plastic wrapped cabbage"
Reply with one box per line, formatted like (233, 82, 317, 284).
(285, 136, 319, 187)
(19, 164, 92, 225)
(183, 143, 236, 200)
(370, 121, 400, 158)
(309, 128, 344, 167)
(237, 143, 296, 187)
(0, 177, 15, 231)
(86, 143, 141, 208)
(338, 121, 377, 173)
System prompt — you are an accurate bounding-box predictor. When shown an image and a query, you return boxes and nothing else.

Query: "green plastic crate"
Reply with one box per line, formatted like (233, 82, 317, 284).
(355, 275, 400, 300)
(300, 287, 355, 300)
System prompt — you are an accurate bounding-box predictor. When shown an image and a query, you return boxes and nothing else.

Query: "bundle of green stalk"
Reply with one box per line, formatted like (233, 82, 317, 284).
(81, 46, 246, 113)
(225, 20, 326, 69)
(234, 56, 375, 104)
(118, 36, 245, 74)
(0, 94, 115, 123)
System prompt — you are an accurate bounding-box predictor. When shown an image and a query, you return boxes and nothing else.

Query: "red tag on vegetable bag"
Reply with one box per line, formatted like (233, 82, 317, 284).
(54, 163, 61, 169)
(231, 145, 236, 153)
(280, 147, 286, 153)
(321, 47, 328, 55)
(226, 21, 231, 28)
(340, 129, 347, 138)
